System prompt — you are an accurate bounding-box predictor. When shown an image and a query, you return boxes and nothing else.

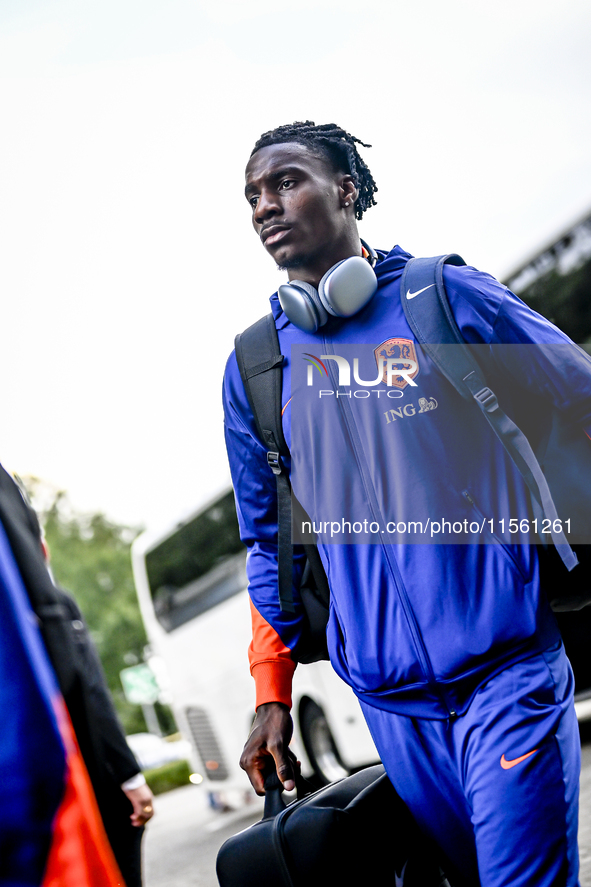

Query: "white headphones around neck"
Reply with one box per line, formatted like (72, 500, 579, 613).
(277, 240, 378, 332)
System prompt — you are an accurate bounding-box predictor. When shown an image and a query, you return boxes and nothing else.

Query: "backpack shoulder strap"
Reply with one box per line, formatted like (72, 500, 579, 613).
(235, 314, 330, 620)
(400, 254, 474, 393)
(235, 314, 296, 613)
(235, 313, 289, 459)
(400, 255, 577, 571)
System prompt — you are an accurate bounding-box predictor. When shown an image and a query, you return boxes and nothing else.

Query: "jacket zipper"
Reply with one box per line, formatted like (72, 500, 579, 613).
(321, 335, 451, 713)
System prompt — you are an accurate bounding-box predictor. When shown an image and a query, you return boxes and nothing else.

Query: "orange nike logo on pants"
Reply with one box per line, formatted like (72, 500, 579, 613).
(500, 748, 539, 769)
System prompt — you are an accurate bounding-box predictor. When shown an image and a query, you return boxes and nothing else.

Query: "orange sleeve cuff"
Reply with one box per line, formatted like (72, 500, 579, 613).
(250, 659, 296, 710)
(248, 599, 296, 710)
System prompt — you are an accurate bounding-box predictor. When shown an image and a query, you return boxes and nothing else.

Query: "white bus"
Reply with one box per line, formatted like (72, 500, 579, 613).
(131, 487, 379, 792)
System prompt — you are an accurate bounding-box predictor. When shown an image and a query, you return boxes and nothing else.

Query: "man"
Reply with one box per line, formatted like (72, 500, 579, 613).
(53, 586, 154, 887)
(222, 121, 591, 886)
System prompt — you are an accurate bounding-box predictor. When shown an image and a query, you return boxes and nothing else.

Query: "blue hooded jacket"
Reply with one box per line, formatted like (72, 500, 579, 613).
(223, 246, 591, 718)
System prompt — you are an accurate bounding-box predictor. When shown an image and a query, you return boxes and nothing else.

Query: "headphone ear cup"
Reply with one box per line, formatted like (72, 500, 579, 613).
(317, 259, 348, 315)
(278, 281, 329, 332)
(279, 254, 378, 330)
(318, 255, 378, 318)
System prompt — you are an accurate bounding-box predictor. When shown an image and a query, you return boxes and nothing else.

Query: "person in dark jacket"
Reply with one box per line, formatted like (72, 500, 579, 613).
(0, 465, 154, 887)
(54, 586, 154, 887)
(223, 121, 590, 887)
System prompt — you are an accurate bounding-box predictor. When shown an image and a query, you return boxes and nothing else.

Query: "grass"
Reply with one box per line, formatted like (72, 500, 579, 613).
(143, 758, 192, 795)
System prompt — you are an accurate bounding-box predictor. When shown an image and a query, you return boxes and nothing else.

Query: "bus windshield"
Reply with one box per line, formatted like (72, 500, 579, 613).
(145, 489, 245, 632)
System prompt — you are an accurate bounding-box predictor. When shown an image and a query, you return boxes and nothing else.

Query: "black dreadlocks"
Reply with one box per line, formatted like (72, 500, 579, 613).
(251, 121, 378, 221)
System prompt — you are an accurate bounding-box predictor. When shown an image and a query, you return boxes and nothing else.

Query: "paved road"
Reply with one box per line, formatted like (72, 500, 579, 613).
(143, 737, 591, 887)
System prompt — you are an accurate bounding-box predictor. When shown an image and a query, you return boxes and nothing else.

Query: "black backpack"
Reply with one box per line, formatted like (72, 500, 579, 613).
(235, 255, 591, 662)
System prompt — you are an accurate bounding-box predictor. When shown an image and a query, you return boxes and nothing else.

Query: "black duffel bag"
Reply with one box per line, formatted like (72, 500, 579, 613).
(216, 764, 450, 887)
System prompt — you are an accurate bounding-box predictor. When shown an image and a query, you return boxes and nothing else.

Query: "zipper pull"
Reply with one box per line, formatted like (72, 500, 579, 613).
(462, 490, 475, 506)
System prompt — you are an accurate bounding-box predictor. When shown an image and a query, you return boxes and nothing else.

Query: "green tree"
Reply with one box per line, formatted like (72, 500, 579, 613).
(24, 477, 148, 734)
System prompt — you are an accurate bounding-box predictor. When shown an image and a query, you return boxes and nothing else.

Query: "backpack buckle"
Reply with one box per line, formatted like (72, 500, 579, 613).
(474, 387, 498, 413)
(267, 451, 283, 475)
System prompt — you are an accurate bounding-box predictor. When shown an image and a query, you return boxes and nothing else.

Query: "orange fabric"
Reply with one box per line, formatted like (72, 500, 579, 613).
(281, 397, 293, 417)
(500, 749, 539, 770)
(249, 599, 296, 709)
(42, 701, 125, 887)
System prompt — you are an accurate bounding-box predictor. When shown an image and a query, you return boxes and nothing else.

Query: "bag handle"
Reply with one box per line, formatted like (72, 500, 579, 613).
(262, 757, 314, 820)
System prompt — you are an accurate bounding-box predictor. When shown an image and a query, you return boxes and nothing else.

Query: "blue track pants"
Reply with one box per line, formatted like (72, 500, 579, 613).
(360, 644, 580, 887)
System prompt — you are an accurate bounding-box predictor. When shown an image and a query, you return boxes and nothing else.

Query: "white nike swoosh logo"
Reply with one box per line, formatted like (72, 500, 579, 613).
(395, 860, 408, 887)
(406, 284, 435, 300)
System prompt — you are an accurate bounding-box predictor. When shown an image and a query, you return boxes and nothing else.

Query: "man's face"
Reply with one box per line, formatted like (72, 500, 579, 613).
(244, 142, 355, 280)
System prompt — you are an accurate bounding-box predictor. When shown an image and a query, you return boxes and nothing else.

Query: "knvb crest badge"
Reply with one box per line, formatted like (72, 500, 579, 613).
(375, 338, 420, 388)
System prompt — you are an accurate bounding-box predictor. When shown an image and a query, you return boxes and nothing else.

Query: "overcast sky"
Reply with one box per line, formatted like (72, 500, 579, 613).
(1, 0, 590, 533)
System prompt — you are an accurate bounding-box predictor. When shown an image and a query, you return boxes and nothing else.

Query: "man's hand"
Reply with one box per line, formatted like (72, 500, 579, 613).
(240, 702, 298, 795)
(123, 783, 155, 827)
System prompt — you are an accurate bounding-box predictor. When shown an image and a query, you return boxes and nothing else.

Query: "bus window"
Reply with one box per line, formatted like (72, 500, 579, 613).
(145, 489, 245, 631)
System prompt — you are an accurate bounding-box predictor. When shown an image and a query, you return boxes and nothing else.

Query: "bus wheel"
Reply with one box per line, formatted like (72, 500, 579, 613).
(299, 700, 350, 785)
